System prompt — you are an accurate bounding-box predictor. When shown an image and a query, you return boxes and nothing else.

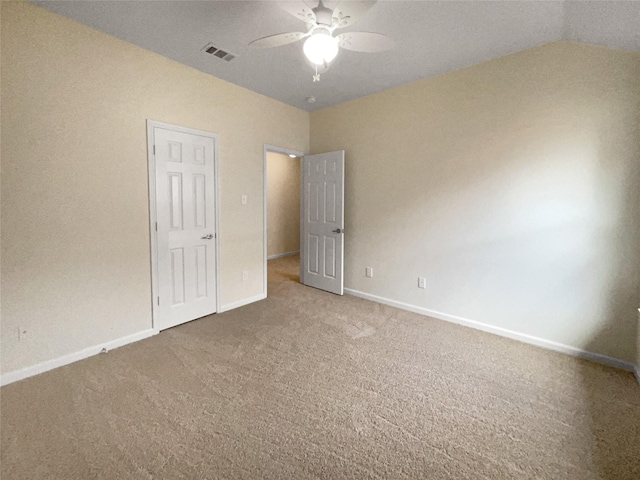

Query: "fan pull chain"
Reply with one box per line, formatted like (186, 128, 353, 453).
(313, 63, 321, 82)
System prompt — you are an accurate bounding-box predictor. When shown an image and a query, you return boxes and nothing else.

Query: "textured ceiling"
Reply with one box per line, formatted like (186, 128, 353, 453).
(33, 1, 640, 111)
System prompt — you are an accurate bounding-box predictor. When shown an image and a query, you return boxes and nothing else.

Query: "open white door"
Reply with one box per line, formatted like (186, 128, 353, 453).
(301, 151, 345, 295)
(149, 121, 219, 330)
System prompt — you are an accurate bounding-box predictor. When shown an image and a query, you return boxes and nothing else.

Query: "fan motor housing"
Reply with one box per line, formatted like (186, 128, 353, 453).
(313, 5, 333, 27)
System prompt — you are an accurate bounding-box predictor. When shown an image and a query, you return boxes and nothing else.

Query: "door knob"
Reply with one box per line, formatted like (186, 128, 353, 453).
(332, 228, 344, 234)
(201, 234, 214, 240)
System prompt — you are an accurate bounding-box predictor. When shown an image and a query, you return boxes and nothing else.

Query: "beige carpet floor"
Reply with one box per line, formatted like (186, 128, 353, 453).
(1, 254, 639, 479)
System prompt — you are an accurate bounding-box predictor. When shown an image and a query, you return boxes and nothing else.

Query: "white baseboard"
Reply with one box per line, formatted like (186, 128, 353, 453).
(636, 310, 640, 384)
(219, 293, 266, 313)
(267, 250, 300, 260)
(345, 288, 636, 373)
(0, 328, 158, 387)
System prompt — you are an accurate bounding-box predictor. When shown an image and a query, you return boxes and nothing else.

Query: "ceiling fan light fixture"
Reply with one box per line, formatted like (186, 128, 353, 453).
(303, 29, 338, 66)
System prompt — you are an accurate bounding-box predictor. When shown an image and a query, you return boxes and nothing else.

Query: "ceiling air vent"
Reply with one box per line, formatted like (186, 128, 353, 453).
(201, 43, 236, 62)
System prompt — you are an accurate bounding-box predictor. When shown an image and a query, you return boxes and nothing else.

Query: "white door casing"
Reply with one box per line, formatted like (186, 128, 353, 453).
(148, 121, 220, 330)
(301, 151, 345, 295)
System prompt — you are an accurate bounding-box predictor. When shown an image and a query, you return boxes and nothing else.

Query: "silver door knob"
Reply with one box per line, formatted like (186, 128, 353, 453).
(201, 234, 214, 240)
(332, 228, 344, 234)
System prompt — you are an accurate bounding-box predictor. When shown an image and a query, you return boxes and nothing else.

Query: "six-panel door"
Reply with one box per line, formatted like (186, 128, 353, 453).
(154, 127, 217, 330)
(302, 151, 345, 295)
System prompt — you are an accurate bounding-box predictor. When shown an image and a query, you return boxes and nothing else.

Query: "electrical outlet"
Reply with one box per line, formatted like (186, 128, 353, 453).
(242, 271, 248, 281)
(18, 325, 27, 341)
(365, 267, 373, 278)
(418, 277, 427, 289)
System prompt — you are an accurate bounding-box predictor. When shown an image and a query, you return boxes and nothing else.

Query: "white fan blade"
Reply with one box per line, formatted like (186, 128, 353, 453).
(249, 32, 306, 49)
(332, 1, 376, 28)
(336, 32, 393, 53)
(279, 1, 317, 26)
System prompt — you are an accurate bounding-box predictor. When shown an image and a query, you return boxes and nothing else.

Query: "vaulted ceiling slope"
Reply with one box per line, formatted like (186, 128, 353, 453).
(32, 1, 640, 112)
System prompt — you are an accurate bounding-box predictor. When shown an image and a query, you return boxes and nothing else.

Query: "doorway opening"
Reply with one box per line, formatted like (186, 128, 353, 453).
(263, 145, 304, 295)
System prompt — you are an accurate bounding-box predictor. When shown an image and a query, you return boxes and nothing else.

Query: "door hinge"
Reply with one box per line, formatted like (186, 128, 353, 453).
(155, 222, 158, 231)
(153, 145, 156, 155)
(157, 296, 160, 306)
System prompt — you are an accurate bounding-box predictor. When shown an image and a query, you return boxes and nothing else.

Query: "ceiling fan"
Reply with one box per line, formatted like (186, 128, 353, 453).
(249, 0, 393, 81)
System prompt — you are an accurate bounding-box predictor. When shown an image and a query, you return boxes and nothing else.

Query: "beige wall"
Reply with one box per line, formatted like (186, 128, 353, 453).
(267, 152, 300, 257)
(0, 2, 308, 374)
(311, 41, 640, 362)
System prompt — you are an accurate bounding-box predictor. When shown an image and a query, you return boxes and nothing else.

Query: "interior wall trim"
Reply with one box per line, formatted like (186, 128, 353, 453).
(219, 293, 267, 313)
(344, 288, 637, 373)
(0, 329, 158, 387)
(636, 309, 640, 384)
(267, 250, 300, 260)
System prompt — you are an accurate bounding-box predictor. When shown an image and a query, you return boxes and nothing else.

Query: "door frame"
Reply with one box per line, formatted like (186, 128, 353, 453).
(147, 120, 222, 330)
(263, 144, 305, 296)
